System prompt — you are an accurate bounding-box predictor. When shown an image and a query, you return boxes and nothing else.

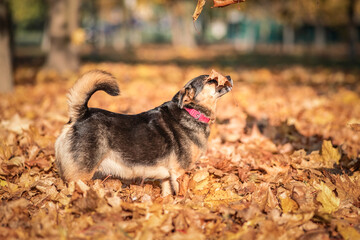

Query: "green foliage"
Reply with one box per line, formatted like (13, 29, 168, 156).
(9, 0, 45, 29)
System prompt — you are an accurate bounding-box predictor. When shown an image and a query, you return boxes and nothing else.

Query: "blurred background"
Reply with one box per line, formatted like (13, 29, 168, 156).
(0, 0, 359, 92)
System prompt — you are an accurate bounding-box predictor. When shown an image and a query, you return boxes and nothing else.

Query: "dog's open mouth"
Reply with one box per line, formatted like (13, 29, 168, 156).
(216, 81, 233, 97)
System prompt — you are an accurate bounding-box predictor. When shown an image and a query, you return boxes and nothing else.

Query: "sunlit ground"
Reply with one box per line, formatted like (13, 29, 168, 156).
(1, 57, 360, 238)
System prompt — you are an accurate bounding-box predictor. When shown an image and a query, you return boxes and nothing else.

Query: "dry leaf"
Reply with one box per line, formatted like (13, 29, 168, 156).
(349, 123, 360, 132)
(278, 193, 299, 213)
(314, 181, 340, 214)
(213, 0, 245, 8)
(321, 140, 341, 166)
(1, 114, 32, 134)
(177, 173, 190, 196)
(106, 195, 122, 208)
(193, 0, 206, 21)
(2, 61, 360, 239)
(207, 69, 232, 87)
(337, 223, 360, 240)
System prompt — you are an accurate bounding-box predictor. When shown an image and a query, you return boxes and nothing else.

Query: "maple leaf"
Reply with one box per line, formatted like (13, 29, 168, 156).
(314, 181, 340, 214)
(321, 140, 341, 167)
(337, 223, 360, 240)
(278, 192, 299, 213)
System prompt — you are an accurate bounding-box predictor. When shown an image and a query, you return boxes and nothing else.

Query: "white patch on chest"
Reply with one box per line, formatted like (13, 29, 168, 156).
(98, 152, 171, 180)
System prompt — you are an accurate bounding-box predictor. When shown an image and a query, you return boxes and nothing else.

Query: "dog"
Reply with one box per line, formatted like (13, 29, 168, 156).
(55, 70, 233, 196)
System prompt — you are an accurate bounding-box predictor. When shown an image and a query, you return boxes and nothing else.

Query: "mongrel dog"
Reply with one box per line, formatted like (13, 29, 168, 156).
(55, 70, 233, 196)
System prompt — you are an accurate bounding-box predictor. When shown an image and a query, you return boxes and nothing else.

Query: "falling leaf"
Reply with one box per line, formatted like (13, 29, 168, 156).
(193, 0, 206, 21)
(314, 181, 340, 214)
(213, 0, 245, 8)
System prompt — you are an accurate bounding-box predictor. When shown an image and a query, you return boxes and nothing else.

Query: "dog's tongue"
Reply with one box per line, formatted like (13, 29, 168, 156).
(207, 69, 232, 87)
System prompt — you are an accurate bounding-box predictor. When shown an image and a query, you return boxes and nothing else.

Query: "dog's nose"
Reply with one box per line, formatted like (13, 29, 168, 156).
(226, 76, 233, 87)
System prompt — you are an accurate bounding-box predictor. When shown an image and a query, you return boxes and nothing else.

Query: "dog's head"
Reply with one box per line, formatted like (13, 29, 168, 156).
(174, 74, 233, 113)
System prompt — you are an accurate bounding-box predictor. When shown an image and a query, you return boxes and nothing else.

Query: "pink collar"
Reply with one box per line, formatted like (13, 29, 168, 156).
(184, 108, 210, 124)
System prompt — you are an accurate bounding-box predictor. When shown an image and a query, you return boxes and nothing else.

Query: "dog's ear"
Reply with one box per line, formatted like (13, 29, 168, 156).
(178, 87, 195, 109)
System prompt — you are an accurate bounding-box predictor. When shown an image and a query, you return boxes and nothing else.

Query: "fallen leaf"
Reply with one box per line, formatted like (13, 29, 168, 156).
(349, 123, 360, 132)
(337, 223, 360, 240)
(106, 195, 122, 208)
(314, 181, 340, 214)
(278, 192, 299, 213)
(204, 188, 243, 208)
(321, 140, 341, 167)
(177, 173, 190, 196)
(1, 114, 32, 134)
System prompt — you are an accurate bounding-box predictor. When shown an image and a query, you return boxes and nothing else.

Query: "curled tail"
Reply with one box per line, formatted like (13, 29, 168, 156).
(67, 70, 119, 121)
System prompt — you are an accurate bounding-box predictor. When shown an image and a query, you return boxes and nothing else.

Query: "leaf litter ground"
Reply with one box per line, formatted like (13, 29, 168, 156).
(1, 63, 360, 239)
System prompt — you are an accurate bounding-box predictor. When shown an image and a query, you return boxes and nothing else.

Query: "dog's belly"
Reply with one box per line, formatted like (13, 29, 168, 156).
(98, 156, 170, 180)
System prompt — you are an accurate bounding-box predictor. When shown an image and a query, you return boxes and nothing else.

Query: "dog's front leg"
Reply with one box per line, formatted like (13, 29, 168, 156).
(161, 178, 172, 197)
(170, 169, 184, 195)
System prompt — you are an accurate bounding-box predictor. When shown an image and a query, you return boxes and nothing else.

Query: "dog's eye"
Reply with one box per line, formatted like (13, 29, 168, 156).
(207, 80, 218, 86)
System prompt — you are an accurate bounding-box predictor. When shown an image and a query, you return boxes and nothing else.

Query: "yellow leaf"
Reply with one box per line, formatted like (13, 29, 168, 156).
(278, 194, 298, 213)
(189, 169, 210, 194)
(321, 140, 341, 166)
(314, 181, 340, 214)
(337, 223, 360, 240)
(204, 188, 243, 208)
(0, 179, 7, 187)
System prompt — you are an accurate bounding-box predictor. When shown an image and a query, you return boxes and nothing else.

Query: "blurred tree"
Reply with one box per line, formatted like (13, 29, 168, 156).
(347, 0, 357, 59)
(0, 0, 13, 93)
(44, 0, 81, 74)
(168, 0, 196, 48)
(247, 0, 359, 56)
(9, 0, 45, 30)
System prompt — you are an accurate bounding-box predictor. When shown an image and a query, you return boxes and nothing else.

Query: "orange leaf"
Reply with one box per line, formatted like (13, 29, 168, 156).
(213, 0, 245, 8)
(207, 69, 232, 87)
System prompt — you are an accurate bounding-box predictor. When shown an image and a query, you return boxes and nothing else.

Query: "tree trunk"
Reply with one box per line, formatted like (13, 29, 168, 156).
(44, 0, 80, 74)
(282, 25, 295, 53)
(314, 24, 326, 52)
(169, 1, 196, 48)
(347, 0, 357, 60)
(0, 0, 13, 93)
(67, 0, 80, 68)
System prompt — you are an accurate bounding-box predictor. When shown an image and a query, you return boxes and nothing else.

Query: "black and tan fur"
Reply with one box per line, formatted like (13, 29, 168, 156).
(55, 70, 232, 196)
